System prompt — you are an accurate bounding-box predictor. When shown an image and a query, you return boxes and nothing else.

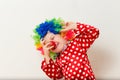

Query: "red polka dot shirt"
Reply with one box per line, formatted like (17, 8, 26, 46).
(41, 22, 99, 80)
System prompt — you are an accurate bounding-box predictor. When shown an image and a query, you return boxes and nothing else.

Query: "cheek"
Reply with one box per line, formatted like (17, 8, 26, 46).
(54, 36, 62, 41)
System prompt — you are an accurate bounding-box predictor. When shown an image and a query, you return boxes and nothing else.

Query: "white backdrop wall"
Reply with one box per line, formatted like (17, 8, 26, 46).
(0, 0, 120, 79)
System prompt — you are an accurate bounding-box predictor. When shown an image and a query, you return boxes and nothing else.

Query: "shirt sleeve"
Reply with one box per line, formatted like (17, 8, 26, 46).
(74, 22, 99, 50)
(41, 58, 63, 79)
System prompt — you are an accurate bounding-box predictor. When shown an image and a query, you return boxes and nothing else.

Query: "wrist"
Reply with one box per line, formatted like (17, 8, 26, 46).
(44, 56, 50, 64)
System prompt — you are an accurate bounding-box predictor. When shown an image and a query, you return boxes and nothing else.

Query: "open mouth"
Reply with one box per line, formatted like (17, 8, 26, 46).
(50, 41, 58, 50)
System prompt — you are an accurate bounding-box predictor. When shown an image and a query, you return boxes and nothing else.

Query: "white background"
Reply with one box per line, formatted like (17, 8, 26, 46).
(0, 0, 120, 79)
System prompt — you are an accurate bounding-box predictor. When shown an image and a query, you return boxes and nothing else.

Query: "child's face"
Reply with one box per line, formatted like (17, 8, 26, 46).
(43, 32, 67, 53)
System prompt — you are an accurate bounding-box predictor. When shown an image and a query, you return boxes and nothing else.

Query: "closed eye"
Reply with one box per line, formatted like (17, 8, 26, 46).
(50, 35, 55, 40)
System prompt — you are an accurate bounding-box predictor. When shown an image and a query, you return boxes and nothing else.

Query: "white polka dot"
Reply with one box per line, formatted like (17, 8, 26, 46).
(71, 76, 74, 79)
(70, 49, 73, 52)
(76, 48, 79, 50)
(91, 76, 94, 78)
(43, 62, 46, 66)
(83, 39, 85, 42)
(90, 39, 93, 41)
(84, 78, 87, 80)
(77, 31, 80, 34)
(81, 76, 84, 79)
(80, 49, 82, 52)
(73, 72, 76, 75)
(48, 73, 50, 76)
(67, 57, 70, 60)
(84, 67, 87, 70)
(78, 53, 81, 55)
(86, 43, 89, 47)
(65, 56, 67, 59)
(48, 69, 50, 71)
(68, 53, 71, 56)
(72, 46, 75, 49)
(82, 55, 85, 58)
(67, 67, 70, 70)
(89, 77, 91, 79)
(87, 29, 90, 31)
(74, 42, 77, 44)
(85, 35, 87, 38)
(68, 44, 71, 46)
(65, 65, 67, 68)
(82, 72, 85, 75)
(72, 65, 75, 68)
(74, 61, 77, 64)
(69, 63, 72, 66)
(76, 57, 79, 60)
(68, 74, 71, 76)
(52, 65, 55, 68)
(62, 60, 66, 63)
(82, 43, 85, 47)
(77, 63, 80, 66)
(66, 71, 68, 74)
(78, 44, 81, 46)
(44, 69, 47, 72)
(77, 74, 80, 77)
(81, 65, 83, 68)
(75, 67, 78, 70)
(61, 54, 64, 57)
(82, 48, 85, 51)
(80, 25, 83, 28)
(81, 28, 85, 31)
(79, 70, 82, 73)
(52, 73, 54, 76)
(79, 39, 81, 41)
(90, 30, 93, 33)
(80, 59, 82, 62)
(48, 65, 50, 67)
(72, 55, 75, 58)
(64, 51, 68, 54)
(74, 51, 77, 54)
(86, 39, 89, 42)
(70, 59, 73, 62)
(75, 38, 79, 41)
(52, 69, 55, 72)
(75, 78, 78, 80)
(87, 70, 90, 73)
(89, 35, 92, 38)
(56, 74, 58, 77)
(93, 33, 96, 36)
(86, 73, 88, 76)
(70, 69, 72, 72)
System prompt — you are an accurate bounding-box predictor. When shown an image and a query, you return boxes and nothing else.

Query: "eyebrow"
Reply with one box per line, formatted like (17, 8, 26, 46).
(43, 33, 52, 44)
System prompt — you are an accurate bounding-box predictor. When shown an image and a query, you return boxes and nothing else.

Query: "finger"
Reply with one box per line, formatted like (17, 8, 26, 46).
(44, 42, 51, 47)
(48, 46, 54, 50)
(60, 28, 69, 32)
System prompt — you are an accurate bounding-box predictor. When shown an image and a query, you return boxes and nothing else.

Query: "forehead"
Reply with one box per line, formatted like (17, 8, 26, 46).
(44, 32, 54, 40)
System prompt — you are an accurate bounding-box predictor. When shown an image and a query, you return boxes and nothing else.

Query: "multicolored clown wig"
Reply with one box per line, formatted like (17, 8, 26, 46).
(33, 18, 65, 60)
(33, 18, 75, 60)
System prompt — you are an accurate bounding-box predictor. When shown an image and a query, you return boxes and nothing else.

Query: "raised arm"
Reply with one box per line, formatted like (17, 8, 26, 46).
(74, 22, 99, 50)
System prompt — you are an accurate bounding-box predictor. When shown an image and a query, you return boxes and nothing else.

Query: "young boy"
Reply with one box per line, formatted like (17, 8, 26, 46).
(33, 18, 99, 80)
